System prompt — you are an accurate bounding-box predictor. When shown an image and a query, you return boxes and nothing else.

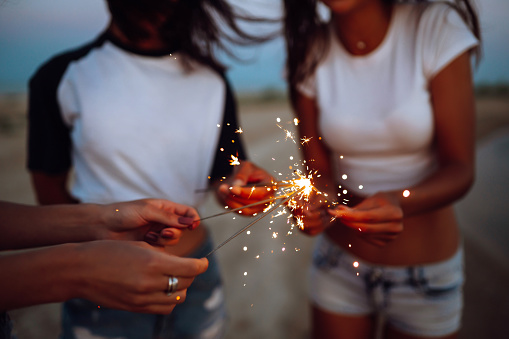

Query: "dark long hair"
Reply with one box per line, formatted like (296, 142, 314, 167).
(284, 0, 481, 103)
(107, 0, 273, 73)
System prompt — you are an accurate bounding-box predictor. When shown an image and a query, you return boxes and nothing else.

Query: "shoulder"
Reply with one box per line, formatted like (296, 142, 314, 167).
(411, 1, 466, 31)
(29, 34, 107, 88)
(393, 2, 461, 27)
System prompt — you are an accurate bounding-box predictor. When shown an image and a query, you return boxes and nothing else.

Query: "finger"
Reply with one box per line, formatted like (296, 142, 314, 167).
(153, 229, 183, 246)
(128, 303, 177, 315)
(163, 256, 209, 277)
(170, 203, 200, 219)
(132, 290, 187, 314)
(222, 199, 270, 215)
(343, 220, 403, 234)
(162, 275, 196, 294)
(141, 201, 196, 229)
(144, 231, 160, 244)
(223, 193, 269, 207)
(336, 206, 403, 223)
(327, 205, 352, 217)
(227, 185, 274, 200)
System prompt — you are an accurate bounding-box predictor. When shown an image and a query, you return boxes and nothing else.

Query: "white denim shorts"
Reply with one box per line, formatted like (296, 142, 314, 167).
(309, 235, 464, 337)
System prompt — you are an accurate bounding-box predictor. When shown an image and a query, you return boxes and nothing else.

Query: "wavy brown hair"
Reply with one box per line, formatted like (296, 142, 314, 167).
(107, 0, 273, 73)
(283, 0, 481, 104)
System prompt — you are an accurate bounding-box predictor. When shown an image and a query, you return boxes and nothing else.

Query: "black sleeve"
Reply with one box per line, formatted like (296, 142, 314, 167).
(27, 57, 73, 174)
(209, 77, 247, 181)
(27, 37, 103, 174)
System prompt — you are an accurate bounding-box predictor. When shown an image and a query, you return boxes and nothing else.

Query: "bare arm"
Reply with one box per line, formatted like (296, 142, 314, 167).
(0, 241, 208, 313)
(398, 51, 475, 215)
(30, 170, 78, 205)
(330, 52, 476, 241)
(0, 199, 200, 250)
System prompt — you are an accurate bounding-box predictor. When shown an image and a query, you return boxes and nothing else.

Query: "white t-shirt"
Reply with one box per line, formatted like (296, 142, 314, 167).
(298, 3, 478, 196)
(28, 33, 244, 207)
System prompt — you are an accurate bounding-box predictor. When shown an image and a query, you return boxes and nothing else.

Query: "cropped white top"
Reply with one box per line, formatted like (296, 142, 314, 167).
(298, 3, 478, 195)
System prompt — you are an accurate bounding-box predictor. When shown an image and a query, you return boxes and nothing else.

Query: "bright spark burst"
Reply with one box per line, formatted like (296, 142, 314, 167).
(230, 154, 240, 166)
(300, 136, 312, 145)
(235, 127, 243, 134)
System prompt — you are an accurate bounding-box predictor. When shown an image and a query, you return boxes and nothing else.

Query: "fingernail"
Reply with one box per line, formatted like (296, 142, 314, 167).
(178, 216, 194, 225)
(145, 232, 158, 242)
(233, 179, 244, 186)
(161, 229, 175, 239)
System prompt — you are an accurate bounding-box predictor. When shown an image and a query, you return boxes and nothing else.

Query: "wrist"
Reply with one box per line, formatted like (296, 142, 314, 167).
(38, 243, 86, 303)
(62, 242, 98, 301)
(81, 203, 111, 241)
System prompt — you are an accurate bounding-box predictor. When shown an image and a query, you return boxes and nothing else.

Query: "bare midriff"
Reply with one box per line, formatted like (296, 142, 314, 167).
(325, 205, 460, 266)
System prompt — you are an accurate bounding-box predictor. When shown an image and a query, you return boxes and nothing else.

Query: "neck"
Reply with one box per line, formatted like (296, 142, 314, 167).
(331, 1, 392, 55)
(107, 21, 168, 52)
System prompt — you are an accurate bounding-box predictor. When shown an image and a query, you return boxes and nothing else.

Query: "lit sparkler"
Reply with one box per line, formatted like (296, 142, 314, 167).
(197, 118, 328, 255)
(205, 187, 305, 257)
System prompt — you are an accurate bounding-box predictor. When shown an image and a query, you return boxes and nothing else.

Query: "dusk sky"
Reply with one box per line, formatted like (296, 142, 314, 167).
(0, 0, 507, 93)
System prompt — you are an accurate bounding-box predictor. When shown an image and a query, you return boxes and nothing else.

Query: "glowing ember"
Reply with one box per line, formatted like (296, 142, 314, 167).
(300, 136, 312, 145)
(229, 154, 240, 166)
(403, 189, 411, 197)
(353, 261, 359, 268)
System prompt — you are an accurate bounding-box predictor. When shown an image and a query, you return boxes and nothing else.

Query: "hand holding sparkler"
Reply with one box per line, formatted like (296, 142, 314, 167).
(98, 199, 200, 247)
(327, 191, 404, 247)
(216, 160, 275, 215)
(288, 182, 335, 236)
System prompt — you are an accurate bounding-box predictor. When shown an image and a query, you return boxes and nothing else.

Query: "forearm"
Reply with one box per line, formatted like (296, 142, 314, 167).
(0, 202, 104, 250)
(0, 243, 82, 311)
(388, 162, 474, 217)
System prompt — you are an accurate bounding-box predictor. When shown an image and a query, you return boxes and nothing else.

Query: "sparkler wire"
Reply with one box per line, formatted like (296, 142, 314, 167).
(194, 181, 293, 193)
(205, 188, 304, 257)
(196, 190, 299, 222)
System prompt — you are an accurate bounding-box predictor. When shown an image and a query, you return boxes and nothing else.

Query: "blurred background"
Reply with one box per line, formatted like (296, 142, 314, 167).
(1, 0, 508, 338)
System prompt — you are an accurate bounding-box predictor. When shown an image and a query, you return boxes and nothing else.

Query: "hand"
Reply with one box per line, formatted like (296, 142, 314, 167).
(98, 199, 201, 246)
(216, 161, 275, 215)
(74, 240, 209, 314)
(328, 192, 404, 246)
(293, 191, 333, 236)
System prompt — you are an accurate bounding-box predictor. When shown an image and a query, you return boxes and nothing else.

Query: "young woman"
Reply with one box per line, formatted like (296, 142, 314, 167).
(284, 0, 480, 338)
(27, 0, 273, 338)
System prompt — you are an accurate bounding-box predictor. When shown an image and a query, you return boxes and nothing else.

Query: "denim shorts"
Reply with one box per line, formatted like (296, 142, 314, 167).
(309, 235, 464, 337)
(61, 234, 227, 339)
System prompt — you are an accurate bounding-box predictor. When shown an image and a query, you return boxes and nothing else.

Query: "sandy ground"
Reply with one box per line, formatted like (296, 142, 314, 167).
(1, 94, 509, 338)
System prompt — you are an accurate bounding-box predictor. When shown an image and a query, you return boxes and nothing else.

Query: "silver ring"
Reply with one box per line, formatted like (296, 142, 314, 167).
(166, 276, 178, 296)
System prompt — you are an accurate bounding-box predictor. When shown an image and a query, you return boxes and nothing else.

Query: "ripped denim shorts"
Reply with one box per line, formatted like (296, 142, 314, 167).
(309, 235, 464, 337)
